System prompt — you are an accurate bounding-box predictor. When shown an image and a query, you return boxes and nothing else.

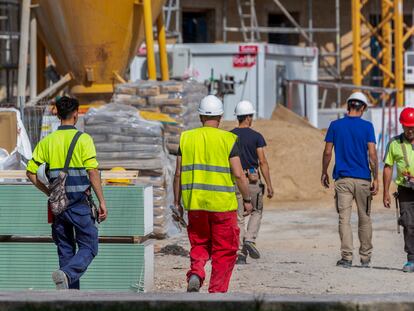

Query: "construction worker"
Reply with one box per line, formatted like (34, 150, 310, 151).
(383, 107, 414, 272)
(173, 95, 253, 293)
(26, 96, 107, 289)
(231, 100, 274, 264)
(321, 91, 378, 268)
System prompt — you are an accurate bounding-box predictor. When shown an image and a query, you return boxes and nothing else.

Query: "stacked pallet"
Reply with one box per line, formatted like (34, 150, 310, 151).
(113, 79, 207, 154)
(84, 105, 174, 238)
(0, 183, 153, 291)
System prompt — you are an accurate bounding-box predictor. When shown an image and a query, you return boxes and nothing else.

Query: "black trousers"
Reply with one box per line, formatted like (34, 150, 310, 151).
(398, 186, 414, 262)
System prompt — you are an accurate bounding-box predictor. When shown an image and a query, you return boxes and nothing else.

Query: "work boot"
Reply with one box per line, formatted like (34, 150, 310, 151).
(244, 241, 260, 259)
(336, 258, 352, 268)
(360, 258, 371, 268)
(403, 262, 414, 273)
(187, 274, 201, 292)
(52, 270, 69, 290)
(236, 254, 247, 265)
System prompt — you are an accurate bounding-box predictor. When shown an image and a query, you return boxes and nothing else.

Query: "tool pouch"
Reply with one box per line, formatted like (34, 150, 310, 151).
(86, 192, 100, 224)
(334, 191, 339, 213)
(247, 168, 259, 184)
(366, 195, 372, 216)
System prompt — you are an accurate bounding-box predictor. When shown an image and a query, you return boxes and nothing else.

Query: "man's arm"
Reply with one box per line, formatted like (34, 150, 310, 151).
(173, 155, 183, 216)
(26, 171, 50, 196)
(230, 156, 253, 215)
(257, 147, 273, 198)
(368, 142, 379, 195)
(383, 164, 393, 208)
(321, 142, 333, 188)
(88, 169, 107, 222)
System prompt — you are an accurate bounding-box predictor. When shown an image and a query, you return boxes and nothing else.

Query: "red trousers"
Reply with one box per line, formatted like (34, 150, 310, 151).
(186, 210, 239, 293)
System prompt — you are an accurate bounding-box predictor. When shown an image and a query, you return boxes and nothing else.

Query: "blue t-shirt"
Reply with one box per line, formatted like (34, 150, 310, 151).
(231, 127, 266, 170)
(325, 115, 376, 180)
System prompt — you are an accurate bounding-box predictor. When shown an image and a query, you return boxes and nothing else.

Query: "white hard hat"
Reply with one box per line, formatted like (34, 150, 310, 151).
(235, 100, 255, 116)
(37, 163, 49, 186)
(198, 95, 224, 116)
(347, 91, 369, 106)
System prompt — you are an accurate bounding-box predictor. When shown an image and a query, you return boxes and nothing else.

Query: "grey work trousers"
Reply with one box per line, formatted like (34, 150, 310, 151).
(335, 177, 373, 262)
(236, 182, 264, 254)
(397, 186, 414, 262)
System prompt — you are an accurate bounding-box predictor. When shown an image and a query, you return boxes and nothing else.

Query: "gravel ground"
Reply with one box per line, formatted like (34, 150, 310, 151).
(153, 200, 414, 294)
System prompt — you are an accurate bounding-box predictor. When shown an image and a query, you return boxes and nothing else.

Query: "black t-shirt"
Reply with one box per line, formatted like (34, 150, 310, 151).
(177, 139, 240, 158)
(231, 127, 266, 170)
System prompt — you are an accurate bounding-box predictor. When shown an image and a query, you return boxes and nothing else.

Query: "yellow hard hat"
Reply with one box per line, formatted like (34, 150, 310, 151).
(106, 167, 131, 185)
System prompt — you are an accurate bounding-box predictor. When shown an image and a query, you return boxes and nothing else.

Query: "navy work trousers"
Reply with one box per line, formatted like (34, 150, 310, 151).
(51, 203, 98, 289)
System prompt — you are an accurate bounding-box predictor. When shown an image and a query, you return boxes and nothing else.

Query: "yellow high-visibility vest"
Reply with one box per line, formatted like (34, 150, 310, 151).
(180, 126, 238, 212)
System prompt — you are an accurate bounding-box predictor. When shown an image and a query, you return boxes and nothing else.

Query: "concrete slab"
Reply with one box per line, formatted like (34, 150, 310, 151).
(1, 292, 414, 311)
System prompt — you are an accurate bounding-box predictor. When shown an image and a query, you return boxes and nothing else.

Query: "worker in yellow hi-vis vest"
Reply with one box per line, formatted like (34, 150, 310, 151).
(26, 96, 107, 290)
(173, 95, 253, 293)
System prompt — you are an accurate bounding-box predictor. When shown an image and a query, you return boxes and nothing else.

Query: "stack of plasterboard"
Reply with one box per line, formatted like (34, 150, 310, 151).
(0, 184, 153, 291)
(0, 184, 153, 237)
(0, 242, 153, 291)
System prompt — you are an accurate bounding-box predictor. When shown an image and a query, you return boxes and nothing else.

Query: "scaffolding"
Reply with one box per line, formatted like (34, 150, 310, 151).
(352, 0, 414, 106)
(163, 0, 182, 42)
(0, 0, 20, 104)
(223, 0, 342, 84)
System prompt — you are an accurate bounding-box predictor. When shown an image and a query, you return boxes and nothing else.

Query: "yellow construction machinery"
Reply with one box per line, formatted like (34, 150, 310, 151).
(31, 0, 169, 103)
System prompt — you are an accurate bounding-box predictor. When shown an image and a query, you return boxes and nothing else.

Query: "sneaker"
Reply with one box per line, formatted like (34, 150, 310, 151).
(336, 258, 352, 268)
(52, 270, 69, 290)
(244, 241, 260, 259)
(187, 274, 201, 292)
(403, 262, 414, 273)
(236, 254, 247, 265)
(360, 259, 371, 268)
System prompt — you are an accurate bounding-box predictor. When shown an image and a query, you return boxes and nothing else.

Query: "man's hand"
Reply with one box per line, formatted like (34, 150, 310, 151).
(175, 202, 184, 217)
(243, 201, 253, 216)
(383, 192, 391, 208)
(98, 201, 107, 222)
(321, 173, 330, 188)
(267, 186, 274, 199)
(370, 179, 379, 195)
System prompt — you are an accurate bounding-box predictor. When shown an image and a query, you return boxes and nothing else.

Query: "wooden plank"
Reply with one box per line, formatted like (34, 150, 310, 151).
(0, 170, 139, 179)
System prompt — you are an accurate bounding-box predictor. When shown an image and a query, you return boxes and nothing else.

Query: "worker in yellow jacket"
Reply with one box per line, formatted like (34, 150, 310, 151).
(173, 95, 253, 293)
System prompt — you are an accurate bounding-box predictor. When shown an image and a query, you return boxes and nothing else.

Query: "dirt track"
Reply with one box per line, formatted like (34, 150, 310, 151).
(154, 200, 414, 294)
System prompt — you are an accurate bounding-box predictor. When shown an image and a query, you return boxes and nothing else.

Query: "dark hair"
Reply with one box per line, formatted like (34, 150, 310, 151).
(237, 114, 253, 123)
(347, 100, 366, 112)
(56, 96, 79, 120)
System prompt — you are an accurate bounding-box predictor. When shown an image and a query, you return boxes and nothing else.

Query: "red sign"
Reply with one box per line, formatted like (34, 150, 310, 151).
(233, 54, 257, 68)
(239, 45, 258, 54)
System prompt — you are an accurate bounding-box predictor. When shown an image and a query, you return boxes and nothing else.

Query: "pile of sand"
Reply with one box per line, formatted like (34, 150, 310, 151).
(222, 105, 332, 202)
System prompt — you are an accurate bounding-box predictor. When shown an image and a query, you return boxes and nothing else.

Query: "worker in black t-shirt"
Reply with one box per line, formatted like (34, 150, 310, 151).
(231, 100, 274, 264)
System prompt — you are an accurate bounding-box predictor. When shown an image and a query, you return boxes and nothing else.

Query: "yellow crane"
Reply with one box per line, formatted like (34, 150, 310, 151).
(352, 0, 414, 106)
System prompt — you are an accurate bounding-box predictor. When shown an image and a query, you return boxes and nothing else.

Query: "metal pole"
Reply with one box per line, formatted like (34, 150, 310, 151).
(176, 0, 182, 43)
(223, 0, 227, 42)
(381, 95, 386, 159)
(17, 0, 31, 108)
(308, 0, 313, 43)
(28, 73, 72, 105)
(304, 83, 307, 119)
(157, 13, 170, 81)
(352, 0, 362, 85)
(394, 0, 404, 106)
(382, 0, 392, 89)
(143, 0, 157, 80)
(336, 0, 341, 106)
(29, 13, 37, 100)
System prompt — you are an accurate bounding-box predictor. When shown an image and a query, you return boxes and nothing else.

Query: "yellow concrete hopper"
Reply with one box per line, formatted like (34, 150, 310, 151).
(32, 0, 164, 101)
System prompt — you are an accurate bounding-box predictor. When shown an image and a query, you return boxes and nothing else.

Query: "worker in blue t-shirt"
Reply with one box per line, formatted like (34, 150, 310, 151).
(321, 91, 378, 269)
(231, 100, 274, 265)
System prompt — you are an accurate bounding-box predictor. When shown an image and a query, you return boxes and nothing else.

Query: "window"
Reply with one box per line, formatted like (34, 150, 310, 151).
(268, 13, 300, 45)
(182, 10, 215, 43)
